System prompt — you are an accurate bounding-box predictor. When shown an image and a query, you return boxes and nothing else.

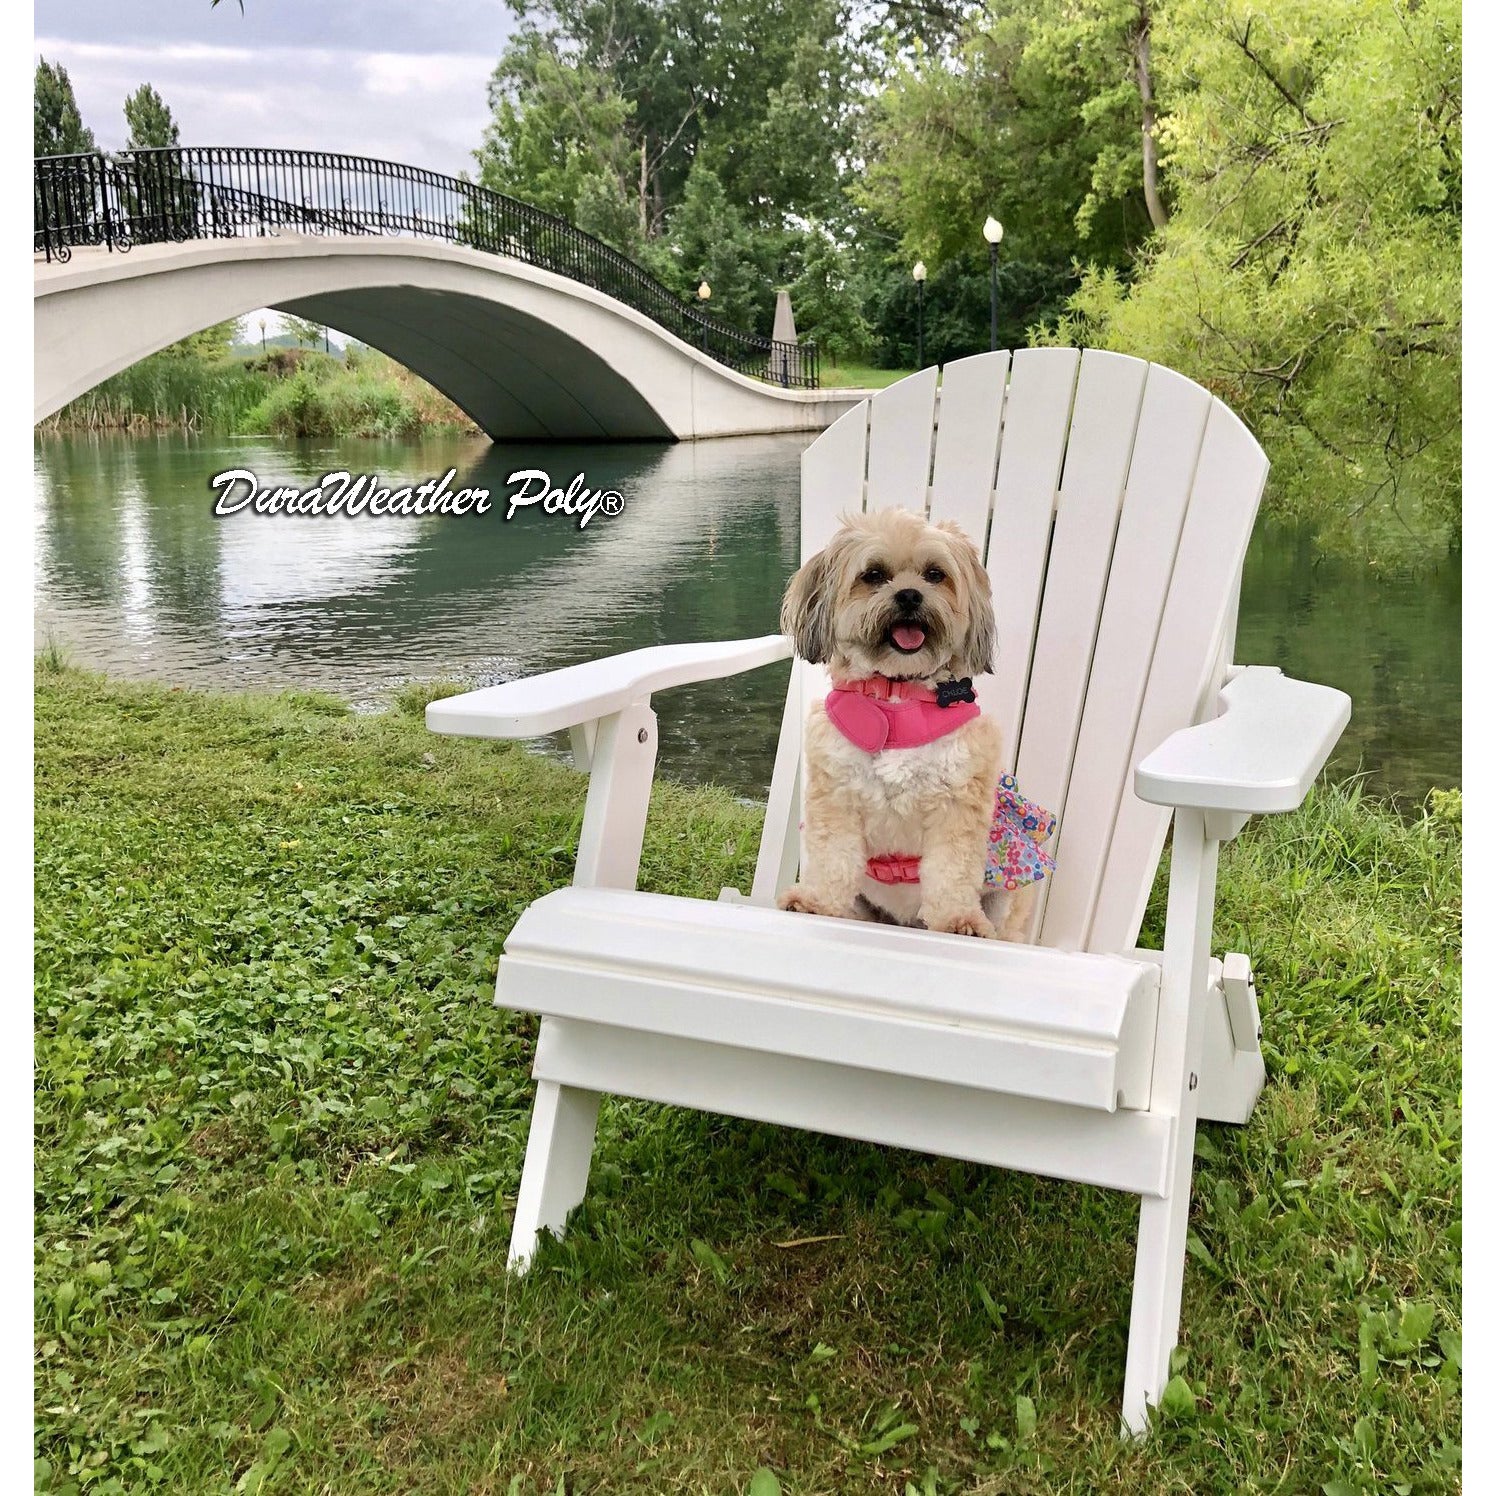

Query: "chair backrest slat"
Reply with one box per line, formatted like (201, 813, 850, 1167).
(1036, 364, 1213, 950)
(983, 347, 1081, 760)
(1087, 401, 1268, 953)
(866, 366, 939, 513)
(801, 397, 868, 557)
(927, 350, 1010, 548)
(771, 350, 1267, 950)
(1013, 350, 1149, 933)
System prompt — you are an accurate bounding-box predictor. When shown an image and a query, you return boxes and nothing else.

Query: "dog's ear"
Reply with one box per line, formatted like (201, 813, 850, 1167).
(780, 545, 836, 663)
(938, 521, 997, 677)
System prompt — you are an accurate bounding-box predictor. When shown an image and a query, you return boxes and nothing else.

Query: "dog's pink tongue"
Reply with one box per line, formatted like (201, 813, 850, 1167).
(892, 624, 926, 651)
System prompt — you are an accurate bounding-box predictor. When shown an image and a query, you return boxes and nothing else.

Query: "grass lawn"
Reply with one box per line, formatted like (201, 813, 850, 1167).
(818, 364, 915, 390)
(34, 665, 1461, 1494)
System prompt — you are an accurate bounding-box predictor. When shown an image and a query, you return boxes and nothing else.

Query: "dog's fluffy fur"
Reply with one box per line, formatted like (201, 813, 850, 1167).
(777, 508, 1034, 941)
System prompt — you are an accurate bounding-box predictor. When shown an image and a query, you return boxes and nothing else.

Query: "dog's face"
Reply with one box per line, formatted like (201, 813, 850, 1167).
(781, 509, 996, 680)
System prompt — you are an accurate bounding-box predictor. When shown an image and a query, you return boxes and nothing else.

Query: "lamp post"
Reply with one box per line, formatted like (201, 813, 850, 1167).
(983, 216, 1003, 352)
(912, 260, 927, 368)
(697, 280, 711, 351)
(258, 318, 266, 356)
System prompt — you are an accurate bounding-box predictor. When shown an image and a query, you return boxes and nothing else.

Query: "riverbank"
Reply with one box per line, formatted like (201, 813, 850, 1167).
(37, 345, 482, 439)
(39, 343, 912, 436)
(35, 665, 1460, 1492)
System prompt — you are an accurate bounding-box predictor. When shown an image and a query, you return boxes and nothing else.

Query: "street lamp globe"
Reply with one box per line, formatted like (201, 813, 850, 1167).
(982, 218, 1003, 352)
(912, 261, 928, 367)
(697, 280, 712, 301)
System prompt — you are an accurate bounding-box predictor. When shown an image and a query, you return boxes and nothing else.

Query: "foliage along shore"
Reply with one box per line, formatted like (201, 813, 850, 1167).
(35, 662, 1460, 1493)
(37, 343, 483, 441)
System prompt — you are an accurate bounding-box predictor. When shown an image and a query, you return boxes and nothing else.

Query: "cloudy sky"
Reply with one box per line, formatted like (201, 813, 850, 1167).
(34, 1, 517, 179)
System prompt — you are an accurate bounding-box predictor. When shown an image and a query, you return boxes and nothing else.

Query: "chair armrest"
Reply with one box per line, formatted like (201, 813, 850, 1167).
(425, 634, 793, 739)
(1134, 666, 1351, 814)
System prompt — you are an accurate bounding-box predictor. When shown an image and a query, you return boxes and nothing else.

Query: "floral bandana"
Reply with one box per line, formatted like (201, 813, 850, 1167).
(824, 677, 1058, 892)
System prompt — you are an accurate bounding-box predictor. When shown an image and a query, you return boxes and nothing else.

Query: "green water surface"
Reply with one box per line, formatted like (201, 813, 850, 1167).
(34, 431, 1459, 803)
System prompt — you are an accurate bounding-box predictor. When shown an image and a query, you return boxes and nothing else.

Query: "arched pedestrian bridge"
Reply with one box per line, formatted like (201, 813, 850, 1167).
(33, 147, 864, 440)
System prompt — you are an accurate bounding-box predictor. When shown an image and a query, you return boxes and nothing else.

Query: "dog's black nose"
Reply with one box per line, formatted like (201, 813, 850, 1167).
(894, 587, 923, 611)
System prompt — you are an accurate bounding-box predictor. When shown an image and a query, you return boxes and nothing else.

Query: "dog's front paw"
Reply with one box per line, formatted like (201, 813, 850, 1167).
(923, 905, 997, 939)
(779, 885, 844, 918)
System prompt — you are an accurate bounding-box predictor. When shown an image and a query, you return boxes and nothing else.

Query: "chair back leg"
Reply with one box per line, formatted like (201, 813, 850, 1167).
(508, 1067, 602, 1271)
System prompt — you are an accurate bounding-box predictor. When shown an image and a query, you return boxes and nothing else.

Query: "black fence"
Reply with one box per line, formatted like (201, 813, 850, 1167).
(33, 147, 819, 390)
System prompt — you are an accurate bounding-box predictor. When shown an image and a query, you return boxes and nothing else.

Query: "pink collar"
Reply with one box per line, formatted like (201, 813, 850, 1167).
(825, 675, 981, 753)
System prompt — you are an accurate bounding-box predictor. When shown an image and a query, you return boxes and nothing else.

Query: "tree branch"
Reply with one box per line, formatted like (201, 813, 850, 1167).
(1230, 17, 1321, 128)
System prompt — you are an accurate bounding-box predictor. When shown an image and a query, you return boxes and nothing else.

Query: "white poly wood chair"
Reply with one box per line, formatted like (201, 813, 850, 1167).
(427, 349, 1351, 1434)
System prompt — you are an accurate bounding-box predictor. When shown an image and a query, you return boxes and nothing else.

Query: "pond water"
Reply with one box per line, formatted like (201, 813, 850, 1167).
(34, 431, 1460, 805)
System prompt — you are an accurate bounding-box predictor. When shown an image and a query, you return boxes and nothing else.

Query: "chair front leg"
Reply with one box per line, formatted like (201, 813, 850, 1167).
(507, 701, 657, 1274)
(507, 1070, 601, 1272)
(1121, 808, 1221, 1435)
(574, 700, 659, 890)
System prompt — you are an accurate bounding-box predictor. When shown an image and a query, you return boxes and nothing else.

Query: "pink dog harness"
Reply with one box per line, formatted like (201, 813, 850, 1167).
(825, 676, 1058, 892)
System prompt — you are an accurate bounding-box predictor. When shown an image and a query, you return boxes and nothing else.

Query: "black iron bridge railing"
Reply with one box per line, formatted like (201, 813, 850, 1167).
(33, 146, 820, 390)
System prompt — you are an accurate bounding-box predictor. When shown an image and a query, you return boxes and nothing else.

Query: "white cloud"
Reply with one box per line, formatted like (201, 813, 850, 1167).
(33, 37, 498, 179)
(36, 25, 509, 345)
(358, 51, 493, 99)
(38, 39, 257, 66)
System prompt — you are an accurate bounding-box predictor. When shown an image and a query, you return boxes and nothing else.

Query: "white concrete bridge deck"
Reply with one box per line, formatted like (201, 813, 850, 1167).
(34, 236, 869, 441)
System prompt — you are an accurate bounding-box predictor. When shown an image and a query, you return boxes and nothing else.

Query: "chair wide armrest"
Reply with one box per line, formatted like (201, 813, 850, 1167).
(1135, 667, 1351, 814)
(426, 634, 793, 739)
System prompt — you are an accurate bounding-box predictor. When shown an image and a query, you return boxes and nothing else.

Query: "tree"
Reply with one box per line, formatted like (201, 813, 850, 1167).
(477, 0, 859, 245)
(785, 227, 875, 363)
(855, 0, 1165, 271)
(35, 59, 96, 156)
(123, 83, 180, 150)
(175, 319, 243, 357)
(1047, 0, 1461, 556)
(475, 42, 639, 237)
(651, 162, 778, 333)
(864, 254, 1077, 368)
(283, 315, 325, 350)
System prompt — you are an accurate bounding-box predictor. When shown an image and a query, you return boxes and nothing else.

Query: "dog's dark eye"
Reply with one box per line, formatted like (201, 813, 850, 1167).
(923, 565, 947, 585)
(860, 566, 888, 586)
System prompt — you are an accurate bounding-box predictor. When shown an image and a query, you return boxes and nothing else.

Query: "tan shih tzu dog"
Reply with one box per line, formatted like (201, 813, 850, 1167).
(777, 508, 1055, 942)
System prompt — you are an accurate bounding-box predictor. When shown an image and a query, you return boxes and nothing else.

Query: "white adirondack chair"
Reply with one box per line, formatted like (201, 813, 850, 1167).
(427, 348, 1350, 1434)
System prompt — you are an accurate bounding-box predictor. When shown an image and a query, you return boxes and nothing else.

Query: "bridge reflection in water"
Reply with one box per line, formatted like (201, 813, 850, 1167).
(33, 431, 809, 794)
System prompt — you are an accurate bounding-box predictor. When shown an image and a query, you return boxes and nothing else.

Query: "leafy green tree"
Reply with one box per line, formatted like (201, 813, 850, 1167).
(123, 83, 180, 150)
(175, 320, 243, 357)
(35, 59, 96, 156)
(1047, 0, 1461, 555)
(856, 0, 1163, 270)
(652, 162, 778, 332)
(864, 255, 1077, 367)
(477, 0, 858, 246)
(117, 83, 197, 235)
(476, 42, 639, 236)
(689, 0, 859, 231)
(283, 315, 325, 350)
(785, 228, 875, 363)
